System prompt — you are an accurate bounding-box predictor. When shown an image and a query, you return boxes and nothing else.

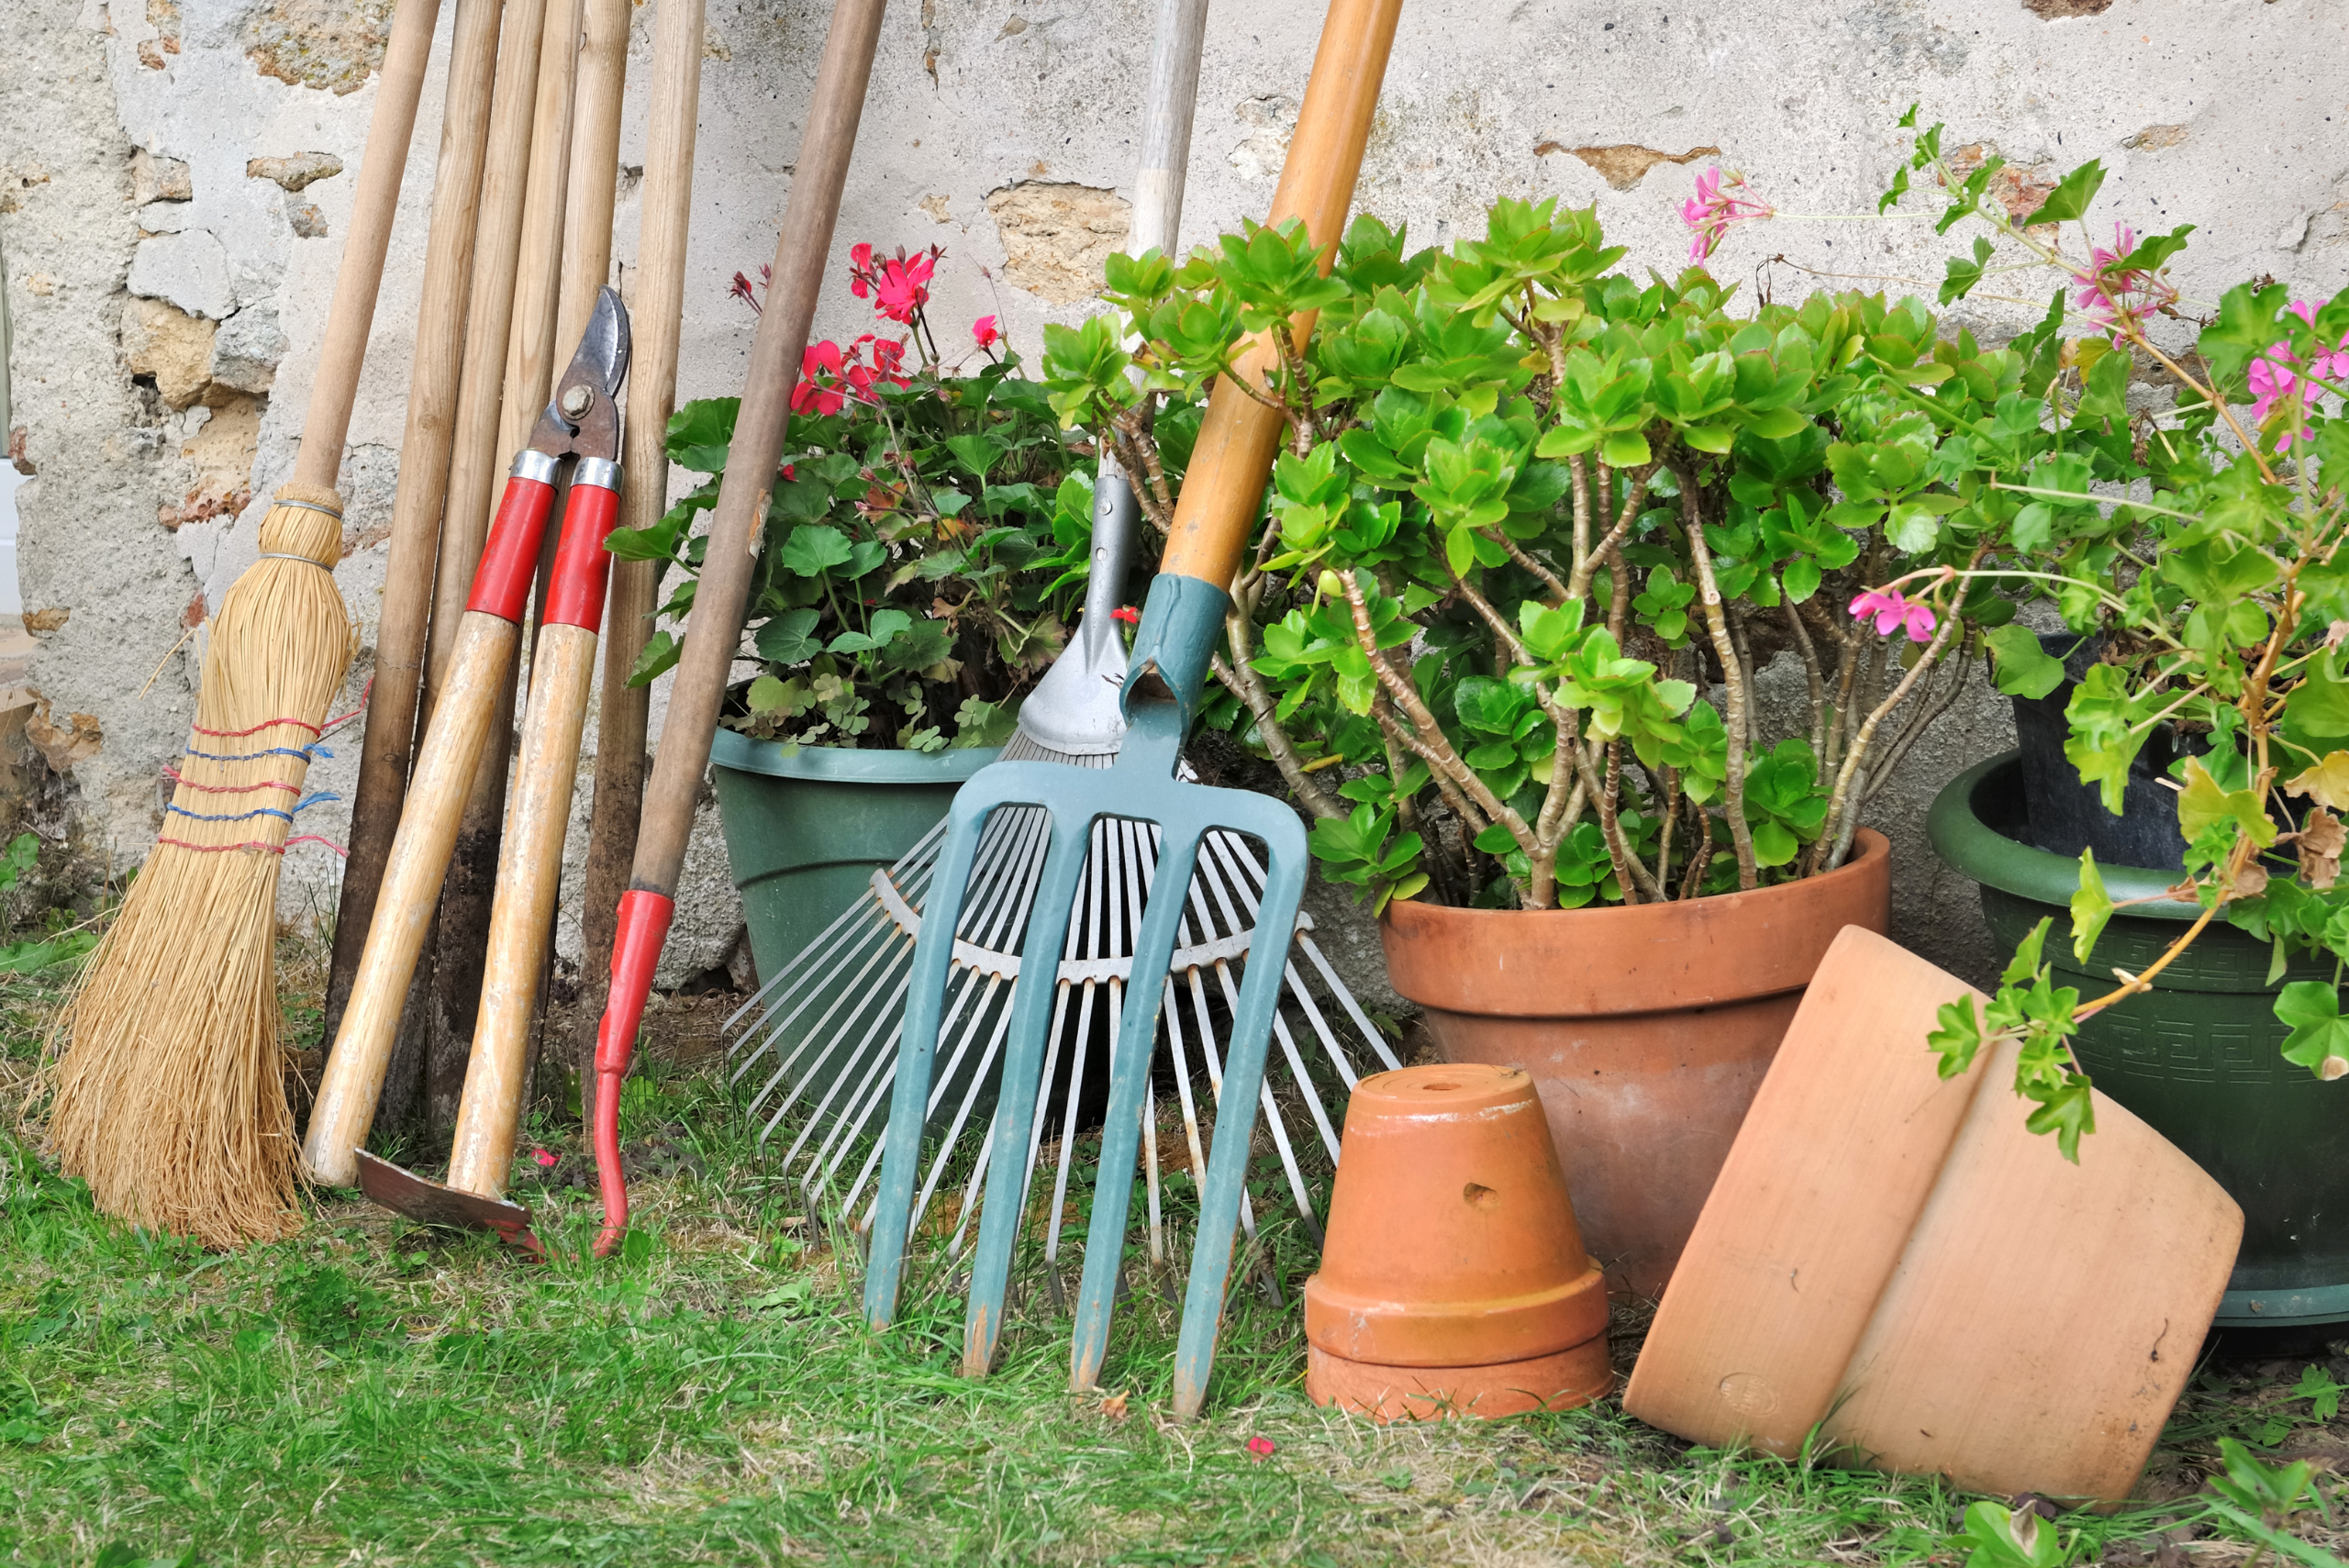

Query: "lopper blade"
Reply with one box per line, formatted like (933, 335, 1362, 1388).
(524, 285, 631, 464)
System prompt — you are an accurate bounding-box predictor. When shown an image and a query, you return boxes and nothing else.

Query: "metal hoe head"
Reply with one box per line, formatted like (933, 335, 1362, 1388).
(863, 689, 1308, 1418)
(356, 1151, 544, 1258)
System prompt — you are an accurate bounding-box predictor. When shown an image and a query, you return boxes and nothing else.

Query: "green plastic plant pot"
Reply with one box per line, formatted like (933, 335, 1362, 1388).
(708, 729, 1001, 987)
(1930, 751, 2349, 1329)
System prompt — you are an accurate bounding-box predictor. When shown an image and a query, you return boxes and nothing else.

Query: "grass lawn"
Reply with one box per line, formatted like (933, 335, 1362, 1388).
(2, 948, 2346, 1566)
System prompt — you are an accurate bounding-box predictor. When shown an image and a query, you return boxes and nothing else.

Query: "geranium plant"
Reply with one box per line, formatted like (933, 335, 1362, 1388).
(1798, 109, 2349, 1154)
(1041, 201, 1996, 918)
(611, 245, 1108, 751)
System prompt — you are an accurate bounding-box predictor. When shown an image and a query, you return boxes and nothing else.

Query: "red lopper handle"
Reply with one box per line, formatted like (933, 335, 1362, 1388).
(542, 473, 623, 632)
(466, 474, 559, 623)
(593, 888, 675, 1258)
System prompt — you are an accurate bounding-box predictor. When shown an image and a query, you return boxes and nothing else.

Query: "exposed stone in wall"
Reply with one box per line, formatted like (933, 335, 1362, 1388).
(129, 148, 191, 206)
(1542, 143, 1720, 194)
(120, 296, 216, 408)
(243, 0, 397, 96)
(127, 228, 233, 318)
(984, 182, 1130, 304)
(246, 151, 341, 192)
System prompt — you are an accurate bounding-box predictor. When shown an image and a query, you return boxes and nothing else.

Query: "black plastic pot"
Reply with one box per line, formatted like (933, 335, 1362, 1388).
(1931, 752, 2349, 1329)
(2009, 630, 2197, 870)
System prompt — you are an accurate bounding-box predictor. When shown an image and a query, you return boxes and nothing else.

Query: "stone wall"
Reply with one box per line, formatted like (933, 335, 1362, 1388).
(3, 0, 2346, 998)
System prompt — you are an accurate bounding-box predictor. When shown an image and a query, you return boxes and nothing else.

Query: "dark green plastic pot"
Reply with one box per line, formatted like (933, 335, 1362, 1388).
(708, 729, 1000, 986)
(1931, 752, 2349, 1328)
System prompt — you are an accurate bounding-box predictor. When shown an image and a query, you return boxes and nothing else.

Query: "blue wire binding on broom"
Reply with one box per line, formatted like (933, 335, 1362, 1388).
(163, 791, 340, 826)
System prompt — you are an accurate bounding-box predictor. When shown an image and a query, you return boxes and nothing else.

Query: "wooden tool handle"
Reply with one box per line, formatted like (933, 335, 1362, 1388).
(500, 0, 586, 466)
(328, 0, 507, 1031)
(1156, 0, 1401, 590)
(1131, 0, 1210, 261)
(555, 0, 633, 354)
(575, 0, 703, 1125)
(302, 473, 561, 1185)
(303, 611, 525, 1184)
(445, 618, 602, 1197)
(627, 0, 887, 901)
(295, 0, 444, 489)
(426, 0, 556, 693)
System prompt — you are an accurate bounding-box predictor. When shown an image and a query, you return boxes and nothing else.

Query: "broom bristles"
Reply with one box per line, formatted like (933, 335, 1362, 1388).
(43, 483, 357, 1247)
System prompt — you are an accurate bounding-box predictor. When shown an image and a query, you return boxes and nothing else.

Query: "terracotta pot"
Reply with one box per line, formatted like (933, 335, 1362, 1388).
(1622, 927, 2242, 1505)
(1379, 829, 1892, 1299)
(1303, 1063, 1611, 1421)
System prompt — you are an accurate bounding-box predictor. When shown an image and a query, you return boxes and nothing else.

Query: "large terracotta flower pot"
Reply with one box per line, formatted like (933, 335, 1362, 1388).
(1378, 829, 1891, 1300)
(1304, 1063, 1611, 1421)
(1624, 927, 2242, 1505)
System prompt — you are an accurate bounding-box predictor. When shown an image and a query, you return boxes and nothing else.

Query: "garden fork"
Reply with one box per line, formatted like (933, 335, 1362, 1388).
(862, 0, 1406, 1419)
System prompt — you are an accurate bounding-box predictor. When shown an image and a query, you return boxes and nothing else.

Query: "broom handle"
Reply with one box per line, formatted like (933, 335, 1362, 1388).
(587, 0, 885, 1258)
(575, 0, 699, 1137)
(326, 0, 506, 1043)
(1132, 0, 1208, 261)
(294, 0, 443, 490)
(1156, 0, 1398, 595)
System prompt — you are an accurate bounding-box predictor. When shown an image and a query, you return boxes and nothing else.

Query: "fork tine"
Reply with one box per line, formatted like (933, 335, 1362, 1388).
(1170, 794, 1308, 1419)
(1068, 818, 1202, 1391)
(863, 784, 1008, 1328)
(959, 803, 1096, 1373)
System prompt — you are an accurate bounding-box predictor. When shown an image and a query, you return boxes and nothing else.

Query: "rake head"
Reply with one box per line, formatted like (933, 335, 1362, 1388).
(862, 673, 1308, 1419)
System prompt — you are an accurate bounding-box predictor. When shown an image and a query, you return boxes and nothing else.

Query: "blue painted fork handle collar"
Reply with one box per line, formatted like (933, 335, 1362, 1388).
(1121, 573, 1230, 733)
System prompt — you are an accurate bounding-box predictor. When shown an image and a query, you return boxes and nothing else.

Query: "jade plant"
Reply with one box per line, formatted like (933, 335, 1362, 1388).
(610, 244, 1105, 751)
(1041, 201, 1992, 916)
(1723, 108, 2349, 1155)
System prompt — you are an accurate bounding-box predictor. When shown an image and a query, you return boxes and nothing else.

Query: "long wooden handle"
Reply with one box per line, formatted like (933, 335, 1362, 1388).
(304, 470, 562, 1186)
(303, 612, 524, 1185)
(500, 0, 586, 468)
(327, 0, 507, 1040)
(1131, 0, 1210, 261)
(1156, 0, 1400, 589)
(629, 0, 886, 901)
(555, 0, 632, 354)
(426, 0, 555, 695)
(574, 0, 702, 1118)
(295, 0, 443, 489)
(445, 621, 601, 1196)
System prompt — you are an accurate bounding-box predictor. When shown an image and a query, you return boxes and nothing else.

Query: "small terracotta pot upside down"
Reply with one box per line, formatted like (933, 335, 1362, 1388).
(1303, 1064, 1612, 1421)
(1379, 828, 1892, 1299)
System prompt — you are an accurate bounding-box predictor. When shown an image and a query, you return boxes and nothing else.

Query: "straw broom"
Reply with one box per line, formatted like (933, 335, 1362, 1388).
(45, 496, 357, 1244)
(38, 0, 441, 1245)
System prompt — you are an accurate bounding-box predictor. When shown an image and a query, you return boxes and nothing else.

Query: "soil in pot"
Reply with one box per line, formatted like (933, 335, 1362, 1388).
(1931, 751, 2349, 1329)
(1378, 829, 1892, 1301)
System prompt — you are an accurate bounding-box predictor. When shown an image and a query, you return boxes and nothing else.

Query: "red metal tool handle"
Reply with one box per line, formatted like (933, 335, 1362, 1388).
(465, 471, 559, 622)
(593, 888, 675, 1257)
(543, 469, 623, 631)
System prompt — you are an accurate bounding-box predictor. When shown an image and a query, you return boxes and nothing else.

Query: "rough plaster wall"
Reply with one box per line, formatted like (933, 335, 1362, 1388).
(6, 0, 2348, 997)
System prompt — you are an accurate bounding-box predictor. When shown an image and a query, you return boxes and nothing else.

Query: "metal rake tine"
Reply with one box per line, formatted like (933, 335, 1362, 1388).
(914, 986, 1019, 1240)
(959, 791, 1095, 1373)
(768, 962, 913, 1161)
(1191, 841, 1341, 1167)
(740, 918, 909, 1111)
(1069, 820, 1201, 1392)
(818, 964, 990, 1204)
(863, 785, 1008, 1328)
(1171, 794, 1308, 1420)
(1046, 820, 1112, 1275)
(1298, 933, 1404, 1073)
(719, 854, 918, 1041)
(726, 902, 895, 1087)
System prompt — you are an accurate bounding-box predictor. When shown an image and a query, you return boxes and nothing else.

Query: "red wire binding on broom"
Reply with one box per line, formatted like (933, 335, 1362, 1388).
(155, 833, 350, 858)
(191, 715, 323, 739)
(183, 676, 373, 742)
(162, 766, 301, 795)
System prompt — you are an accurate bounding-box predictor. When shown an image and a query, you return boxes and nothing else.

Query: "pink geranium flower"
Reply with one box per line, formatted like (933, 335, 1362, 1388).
(1849, 587, 1937, 644)
(1681, 167, 1775, 262)
(790, 340, 848, 416)
(2248, 299, 2349, 448)
(972, 315, 1001, 350)
(2070, 223, 2178, 343)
